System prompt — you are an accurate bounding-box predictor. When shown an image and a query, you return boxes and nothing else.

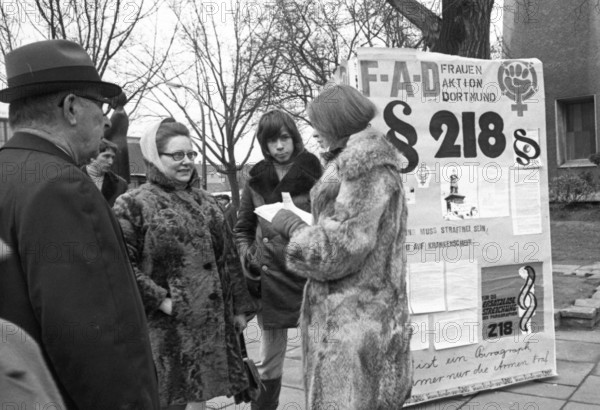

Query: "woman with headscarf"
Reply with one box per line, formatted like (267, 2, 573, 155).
(113, 119, 256, 410)
(271, 84, 413, 409)
(233, 109, 322, 409)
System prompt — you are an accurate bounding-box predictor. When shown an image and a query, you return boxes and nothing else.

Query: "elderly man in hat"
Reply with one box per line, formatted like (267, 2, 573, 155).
(0, 40, 160, 409)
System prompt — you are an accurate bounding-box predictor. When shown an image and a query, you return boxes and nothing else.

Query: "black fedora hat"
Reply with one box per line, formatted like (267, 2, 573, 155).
(0, 39, 121, 103)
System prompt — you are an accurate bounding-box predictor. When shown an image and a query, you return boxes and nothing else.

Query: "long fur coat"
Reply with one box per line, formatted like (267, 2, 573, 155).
(282, 130, 413, 409)
(114, 163, 255, 406)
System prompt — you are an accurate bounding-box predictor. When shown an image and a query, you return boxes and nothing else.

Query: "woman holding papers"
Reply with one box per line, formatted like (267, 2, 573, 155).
(271, 84, 413, 409)
(114, 119, 255, 409)
(234, 109, 322, 410)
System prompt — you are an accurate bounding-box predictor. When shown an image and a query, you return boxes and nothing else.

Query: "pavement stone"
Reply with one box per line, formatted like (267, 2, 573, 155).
(560, 306, 597, 318)
(464, 390, 564, 410)
(556, 328, 600, 343)
(556, 339, 600, 362)
(563, 403, 600, 410)
(554, 264, 579, 274)
(279, 386, 305, 410)
(540, 360, 595, 386)
(500, 380, 575, 400)
(282, 358, 303, 389)
(286, 346, 302, 360)
(570, 375, 600, 405)
(575, 298, 600, 308)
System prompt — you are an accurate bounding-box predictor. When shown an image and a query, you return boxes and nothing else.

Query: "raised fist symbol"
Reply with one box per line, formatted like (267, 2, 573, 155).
(502, 63, 534, 100)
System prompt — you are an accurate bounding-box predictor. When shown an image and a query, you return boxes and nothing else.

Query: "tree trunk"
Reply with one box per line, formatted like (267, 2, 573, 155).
(227, 170, 241, 210)
(434, 0, 494, 58)
(386, 0, 495, 59)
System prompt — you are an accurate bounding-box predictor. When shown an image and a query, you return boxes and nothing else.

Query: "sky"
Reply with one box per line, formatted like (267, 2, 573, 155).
(0, 0, 506, 164)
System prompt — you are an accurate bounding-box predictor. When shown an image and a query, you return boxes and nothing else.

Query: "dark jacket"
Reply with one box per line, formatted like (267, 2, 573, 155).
(113, 162, 255, 405)
(234, 151, 322, 329)
(0, 132, 160, 410)
(82, 166, 128, 206)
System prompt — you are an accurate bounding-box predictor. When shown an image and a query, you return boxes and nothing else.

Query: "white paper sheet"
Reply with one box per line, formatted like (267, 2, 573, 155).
(254, 192, 313, 225)
(446, 260, 479, 311)
(510, 168, 542, 235)
(433, 309, 479, 350)
(409, 262, 446, 314)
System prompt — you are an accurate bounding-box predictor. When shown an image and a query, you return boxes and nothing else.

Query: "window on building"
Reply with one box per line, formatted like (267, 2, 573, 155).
(0, 118, 10, 147)
(557, 96, 597, 165)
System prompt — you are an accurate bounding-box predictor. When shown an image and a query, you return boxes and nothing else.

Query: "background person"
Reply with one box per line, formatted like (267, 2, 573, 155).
(311, 131, 328, 151)
(215, 194, 231, 209)
(84, 138, 128, 206)
(113, 119, 255, 409)
(0, 39, 160, 409)
(0, 318, 66, 409)
(271, 84, 413, 409)
(234, 109, 322, 410)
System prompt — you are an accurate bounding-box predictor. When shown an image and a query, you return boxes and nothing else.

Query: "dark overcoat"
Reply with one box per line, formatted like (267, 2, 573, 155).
(113, 163, 256, 406)
(279, 130, 413, 409)
(234, 151, 322, 329)
(0, 132, 160, 410)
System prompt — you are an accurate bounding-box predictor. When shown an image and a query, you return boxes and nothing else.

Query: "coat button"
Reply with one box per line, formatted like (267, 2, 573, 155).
(263, 237, 269, 243)
(203, 262, 212, 270)
(261, 265, 268, 272)
(208, 293, 218, 300)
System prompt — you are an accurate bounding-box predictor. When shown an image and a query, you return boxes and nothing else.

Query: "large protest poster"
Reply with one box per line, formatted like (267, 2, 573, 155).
(335, 48, 556, 406)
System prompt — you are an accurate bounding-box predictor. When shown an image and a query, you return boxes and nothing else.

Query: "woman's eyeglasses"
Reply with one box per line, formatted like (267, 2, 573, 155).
(159, 151, 198, 161)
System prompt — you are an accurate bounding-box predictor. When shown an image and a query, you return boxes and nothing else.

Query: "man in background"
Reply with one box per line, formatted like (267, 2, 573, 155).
(84, 138, 128, 206)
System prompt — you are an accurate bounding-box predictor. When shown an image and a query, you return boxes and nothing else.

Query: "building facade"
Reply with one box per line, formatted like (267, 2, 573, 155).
(503, 0, 600, 180)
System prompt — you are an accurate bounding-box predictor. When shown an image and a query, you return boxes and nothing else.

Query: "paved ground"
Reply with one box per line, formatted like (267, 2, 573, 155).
(205, 264, 600, 409)
(207, 326, 600, 409)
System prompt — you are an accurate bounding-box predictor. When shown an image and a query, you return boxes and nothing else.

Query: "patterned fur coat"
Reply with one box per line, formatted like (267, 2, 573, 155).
(275, 130, 413, 409)
(114, 163, 255, 406)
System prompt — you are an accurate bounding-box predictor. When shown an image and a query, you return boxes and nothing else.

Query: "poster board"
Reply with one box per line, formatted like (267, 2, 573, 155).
(335, 48, 556, 406)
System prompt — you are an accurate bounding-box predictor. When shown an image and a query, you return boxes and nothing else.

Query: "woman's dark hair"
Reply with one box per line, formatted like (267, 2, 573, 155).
(155, 119, 191, 153)
(256, 109, 301, 145)
(307, 84, 377, 143)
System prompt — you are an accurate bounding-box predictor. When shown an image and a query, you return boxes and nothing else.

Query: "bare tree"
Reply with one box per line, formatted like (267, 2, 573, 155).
(267, 0, 422, 124)
(0, 4, 25, 85)
(386, 0, 496, 59)
(150, 0, 283, 206)
(0, 0, 170, 116)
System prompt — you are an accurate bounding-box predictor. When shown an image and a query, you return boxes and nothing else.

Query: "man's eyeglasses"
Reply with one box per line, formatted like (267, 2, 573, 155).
(159, 151, 198, 161)
(58, 94, 117, 116)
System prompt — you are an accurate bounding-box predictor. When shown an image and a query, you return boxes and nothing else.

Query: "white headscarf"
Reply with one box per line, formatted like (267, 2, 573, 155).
(139, 119, 168, 174)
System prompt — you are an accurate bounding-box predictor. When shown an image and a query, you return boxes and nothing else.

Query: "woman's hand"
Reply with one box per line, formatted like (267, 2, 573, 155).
(233, 314, 247, 334)
(159, 297, 173, 315)
(272, 209, 307, 239)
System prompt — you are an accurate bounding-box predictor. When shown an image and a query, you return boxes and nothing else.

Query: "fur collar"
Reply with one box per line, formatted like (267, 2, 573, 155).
(337, 129, 404, 180)
(144, 159, 200, 192)
(248, 151, 322, 204)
